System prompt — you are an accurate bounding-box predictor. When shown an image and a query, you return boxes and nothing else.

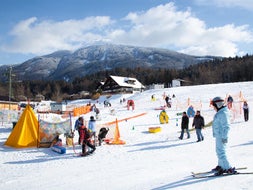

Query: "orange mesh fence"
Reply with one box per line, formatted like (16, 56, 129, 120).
(73, 105, 91, 117)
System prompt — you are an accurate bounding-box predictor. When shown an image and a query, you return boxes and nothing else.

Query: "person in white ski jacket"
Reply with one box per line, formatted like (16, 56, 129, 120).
(211, 97, 237, 176)
(88, 116, 96, 146)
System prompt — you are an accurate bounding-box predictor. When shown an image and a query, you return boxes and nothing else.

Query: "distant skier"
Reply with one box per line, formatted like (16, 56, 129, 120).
(98, 127, 110, 146)
(178, 112, 190, 140)
(104, 100, 111, 107)
(243, 101, 249, 122)
(88, 116, 96, 146)
(227, 95, 233, 109)
(211, 96, 237, 175)
(165, 95, 171, 108)
(192, 110, 204, 142)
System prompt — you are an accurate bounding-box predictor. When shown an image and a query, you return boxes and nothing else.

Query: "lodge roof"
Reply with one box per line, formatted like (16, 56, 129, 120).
(109, 75, 145, 89)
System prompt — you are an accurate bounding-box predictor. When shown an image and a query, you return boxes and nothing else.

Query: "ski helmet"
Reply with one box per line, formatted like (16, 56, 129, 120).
(211, 96, 224, 109)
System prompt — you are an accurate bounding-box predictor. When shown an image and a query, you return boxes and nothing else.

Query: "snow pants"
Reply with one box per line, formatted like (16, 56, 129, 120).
(215, 137, 231, 170)
(82, 140, 96, 154)
(244, 109, 249, 121)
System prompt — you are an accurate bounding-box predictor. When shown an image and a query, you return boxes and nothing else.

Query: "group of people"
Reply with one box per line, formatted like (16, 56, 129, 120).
(178, 110, 204, 142)
(179, 96, 250, 176)
(73, 114, 110, 156)
(227, 95, 249, 122)
(69, 94, 249, 174)
(74, 116, 96, 156)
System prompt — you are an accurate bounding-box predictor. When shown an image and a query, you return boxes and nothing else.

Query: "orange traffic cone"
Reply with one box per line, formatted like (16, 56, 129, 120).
(109, 119, 125, 145)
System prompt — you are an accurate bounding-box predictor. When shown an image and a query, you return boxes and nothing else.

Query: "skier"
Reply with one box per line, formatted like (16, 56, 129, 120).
(98, 127, 110, 146)
(178, 112, 190, 140)
(88, 116, 96, 146)
(211, 96, 237, 175)
(192, 110, 204, 142)
(80, 124, 96, 156)
(159, 110, 169, 124)
(227, 95, 233, 109)
(74, 117, 84, 144)
(243, 101, 249, 122)
(165, 95, 171, 108)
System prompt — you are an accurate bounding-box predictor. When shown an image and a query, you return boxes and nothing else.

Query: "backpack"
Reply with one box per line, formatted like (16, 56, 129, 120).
(74, 119, 82, 130)
(84, 128, 91, 139)
(98, 127, 109, 139)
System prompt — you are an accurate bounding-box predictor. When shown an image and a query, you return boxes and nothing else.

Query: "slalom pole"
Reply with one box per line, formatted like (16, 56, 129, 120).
(37, 114, 40, 148)
(69, 112, 78, 155)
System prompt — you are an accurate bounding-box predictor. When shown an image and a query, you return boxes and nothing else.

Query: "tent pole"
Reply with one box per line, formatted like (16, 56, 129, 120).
(37, 115, 40, 148)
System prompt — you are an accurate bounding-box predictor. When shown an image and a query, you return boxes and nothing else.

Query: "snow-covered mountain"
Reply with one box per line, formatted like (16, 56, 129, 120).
(0, 44, 215, 81)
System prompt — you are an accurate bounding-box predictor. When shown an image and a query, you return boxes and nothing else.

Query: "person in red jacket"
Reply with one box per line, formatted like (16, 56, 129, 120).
(79, 125, 96, 156)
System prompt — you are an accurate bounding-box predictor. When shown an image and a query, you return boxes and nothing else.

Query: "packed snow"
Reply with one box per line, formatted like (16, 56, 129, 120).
(1, 81, 253, 190)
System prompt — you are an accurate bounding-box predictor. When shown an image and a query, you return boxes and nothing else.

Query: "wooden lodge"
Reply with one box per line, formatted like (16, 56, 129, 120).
(101, 75, 145, 94)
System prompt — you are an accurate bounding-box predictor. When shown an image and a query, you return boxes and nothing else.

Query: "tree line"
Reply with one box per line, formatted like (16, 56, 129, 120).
(0, 54, 252, 102)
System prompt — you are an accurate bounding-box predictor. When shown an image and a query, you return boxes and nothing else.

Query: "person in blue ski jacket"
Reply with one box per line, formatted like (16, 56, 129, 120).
(211, 96, 237, 175)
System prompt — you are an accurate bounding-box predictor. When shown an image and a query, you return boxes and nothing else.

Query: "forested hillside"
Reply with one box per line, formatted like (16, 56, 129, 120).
(0, 54, 252, 102)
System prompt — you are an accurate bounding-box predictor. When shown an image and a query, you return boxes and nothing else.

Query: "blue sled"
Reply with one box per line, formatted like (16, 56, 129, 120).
(51, 145, 66, 154)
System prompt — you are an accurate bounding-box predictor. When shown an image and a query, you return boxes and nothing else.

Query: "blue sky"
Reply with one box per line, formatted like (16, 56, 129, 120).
(0, 0, 253, 65)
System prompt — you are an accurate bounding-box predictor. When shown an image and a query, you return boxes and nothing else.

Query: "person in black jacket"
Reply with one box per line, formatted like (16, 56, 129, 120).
(178, 112, 190, 139)
(192, 110, 205, 142)
(243, 101, 249, 122)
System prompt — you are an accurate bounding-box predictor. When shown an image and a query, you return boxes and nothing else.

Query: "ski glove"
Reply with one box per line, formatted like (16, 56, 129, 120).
(222, 138, 228, 144)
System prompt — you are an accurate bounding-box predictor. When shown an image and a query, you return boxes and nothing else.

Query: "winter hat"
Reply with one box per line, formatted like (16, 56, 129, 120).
(90, 116, 95, 121)
(212, 97, 225, 109)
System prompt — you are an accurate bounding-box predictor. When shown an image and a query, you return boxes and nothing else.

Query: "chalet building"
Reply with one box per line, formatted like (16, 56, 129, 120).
(50, 102, 67, 113)
(170, 79, 191, 87)
(101, 75, 145, 94)
(0, 101, 19, 110)
(172, 79, 181, 87)
(148, 84, 164, 89)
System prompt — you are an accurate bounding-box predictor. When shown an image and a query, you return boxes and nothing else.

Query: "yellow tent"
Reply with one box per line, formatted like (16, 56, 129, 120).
(4, 105, 39, 148)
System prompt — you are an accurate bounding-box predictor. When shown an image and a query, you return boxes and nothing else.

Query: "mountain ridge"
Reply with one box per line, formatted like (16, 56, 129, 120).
(0, 44, 216, 82)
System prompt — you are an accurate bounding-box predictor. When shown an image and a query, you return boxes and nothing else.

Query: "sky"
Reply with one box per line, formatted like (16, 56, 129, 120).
(0, 0, 253, 65)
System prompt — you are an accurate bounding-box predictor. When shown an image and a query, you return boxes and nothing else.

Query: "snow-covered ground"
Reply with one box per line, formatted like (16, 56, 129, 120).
(1, 81, 253, 190)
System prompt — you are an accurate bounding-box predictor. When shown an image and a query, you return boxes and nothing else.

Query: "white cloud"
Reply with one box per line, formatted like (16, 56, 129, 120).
(108, 2, 253, 57)
(1, 2, 253, 57)
(108, 4, 207, 47)
(194, 0, 253, 10)
(179, 24, 253, 56)
(2, 16, 113, 54)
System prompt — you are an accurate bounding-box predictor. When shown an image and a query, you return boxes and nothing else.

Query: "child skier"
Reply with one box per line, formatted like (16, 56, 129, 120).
(79, 124, 96, 156)
(211, 96, 237, 175)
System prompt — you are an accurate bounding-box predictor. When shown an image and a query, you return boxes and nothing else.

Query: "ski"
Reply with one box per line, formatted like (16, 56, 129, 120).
(192, 171, 253, 179)
(191, 167, 247, 176)
(74, 151, 95, 157)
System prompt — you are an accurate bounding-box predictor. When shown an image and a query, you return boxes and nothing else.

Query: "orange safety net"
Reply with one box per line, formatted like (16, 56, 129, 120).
(73, 105, 91, 116)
